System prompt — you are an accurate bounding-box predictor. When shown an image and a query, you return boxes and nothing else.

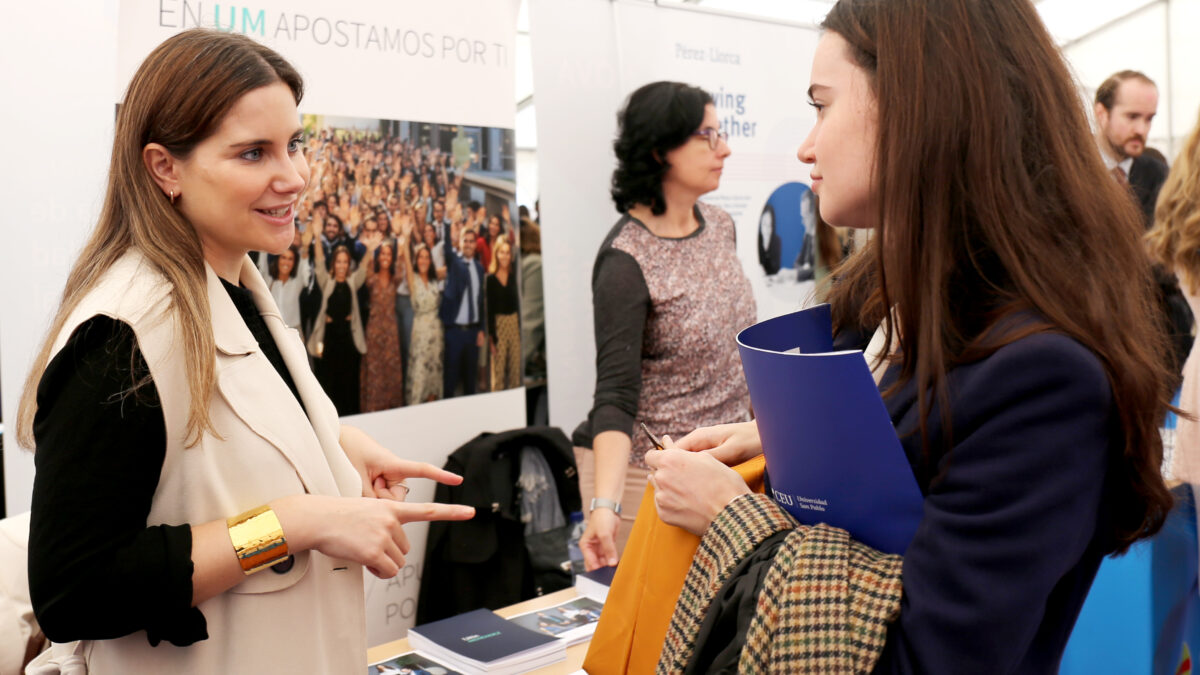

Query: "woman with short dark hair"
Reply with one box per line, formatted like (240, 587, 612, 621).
(573, 80, 757, 571)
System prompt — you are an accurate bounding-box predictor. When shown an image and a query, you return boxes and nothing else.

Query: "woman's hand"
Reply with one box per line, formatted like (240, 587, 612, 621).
(363, 230, 383, 252)
(272, 494, 474, 579)
(645, 436, 751, 536)
(675, 421, 763, 466)
(339, 425, 464, 501)
(580, 508, 620, 571)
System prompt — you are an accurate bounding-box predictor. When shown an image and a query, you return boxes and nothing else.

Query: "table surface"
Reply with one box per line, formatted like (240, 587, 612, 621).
(367, 588, 590, 674)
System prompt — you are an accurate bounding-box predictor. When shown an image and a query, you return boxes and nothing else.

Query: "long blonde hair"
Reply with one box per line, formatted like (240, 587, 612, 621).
(488, 238, 512, 276)
(16, 29, 304, 449)
(1147, 110, 1200, 293)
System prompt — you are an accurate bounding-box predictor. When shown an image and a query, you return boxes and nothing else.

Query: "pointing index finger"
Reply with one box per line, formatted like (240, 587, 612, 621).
(394, 503, 475, 523)
(390, 459, 465, 486)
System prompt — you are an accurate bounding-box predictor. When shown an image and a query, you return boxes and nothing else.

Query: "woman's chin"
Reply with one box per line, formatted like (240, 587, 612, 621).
(262, 236, 295, 256)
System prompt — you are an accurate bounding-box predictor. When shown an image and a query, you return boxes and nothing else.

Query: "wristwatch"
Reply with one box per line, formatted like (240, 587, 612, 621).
(590, 497, 622, 515)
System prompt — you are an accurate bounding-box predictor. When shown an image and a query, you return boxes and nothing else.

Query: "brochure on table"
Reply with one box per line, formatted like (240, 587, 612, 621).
(507, 596, 604, 647)
(573, 566, 616, 602)
(368, 650, 463, 675)
(407, 608, 565, 675)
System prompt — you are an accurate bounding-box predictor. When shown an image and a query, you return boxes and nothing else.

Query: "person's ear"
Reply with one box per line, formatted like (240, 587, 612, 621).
(143, 143, 182, 199)
(1094, 102, 1109, 129)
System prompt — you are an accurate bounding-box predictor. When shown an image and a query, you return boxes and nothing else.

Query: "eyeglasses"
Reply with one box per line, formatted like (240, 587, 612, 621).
(692, 128, 729, 150)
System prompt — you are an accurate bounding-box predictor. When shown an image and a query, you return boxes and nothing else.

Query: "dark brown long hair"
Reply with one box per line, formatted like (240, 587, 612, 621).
(18, 29, 303, 449)
(822, 0, 1172, 552)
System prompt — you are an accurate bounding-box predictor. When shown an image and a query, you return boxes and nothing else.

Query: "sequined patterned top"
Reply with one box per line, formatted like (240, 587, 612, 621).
(573, 202, 757, 467)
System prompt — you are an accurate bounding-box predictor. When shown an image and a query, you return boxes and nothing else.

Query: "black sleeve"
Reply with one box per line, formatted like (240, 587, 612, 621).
(443, 219, 457, 287)
(582, 247, 650, 444)
(29, 316, 206, 646)
(508, 276, 521, 331)
(486, 275, 499, 338)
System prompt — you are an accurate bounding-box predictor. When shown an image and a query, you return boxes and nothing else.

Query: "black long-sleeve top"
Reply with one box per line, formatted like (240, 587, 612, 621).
(29, 280, 302, 646)
(572, 242, 649, 448)
(486, 272, 519, 338)
(570, 204, 757, 468)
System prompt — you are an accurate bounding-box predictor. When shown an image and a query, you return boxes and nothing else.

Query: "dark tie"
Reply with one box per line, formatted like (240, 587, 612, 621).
(1111, 165, 1129, 188)
(468, 265, 476, 324)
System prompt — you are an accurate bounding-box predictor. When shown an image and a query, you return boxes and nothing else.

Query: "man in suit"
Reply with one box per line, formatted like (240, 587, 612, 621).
(1094, 70, 1168, 226)
(440, 219, 485, 397)
(1094, 70, 1192, 382)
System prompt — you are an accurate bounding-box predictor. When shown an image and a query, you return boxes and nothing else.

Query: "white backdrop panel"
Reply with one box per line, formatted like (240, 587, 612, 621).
(613, 2, 819, 321)
(117, 0, 517, 129)
(0, 1, 121, 518)
(529, 0, 624, 434)
(531, 0, 817, 434)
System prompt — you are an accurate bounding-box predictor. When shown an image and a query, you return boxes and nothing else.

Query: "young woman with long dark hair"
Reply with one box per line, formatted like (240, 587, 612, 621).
(359, 238, 405, 412)
(651, 0, 1174, 671)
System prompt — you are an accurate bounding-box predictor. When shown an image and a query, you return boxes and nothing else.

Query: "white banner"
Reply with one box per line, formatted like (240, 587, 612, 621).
(116, 0, 522, 649)
(531, 0, 819, 436)
(613, 3, 821, 320)
(118, 0, 525, 638)
(0, 0, 522, 651)
(118, 0, 516, 129)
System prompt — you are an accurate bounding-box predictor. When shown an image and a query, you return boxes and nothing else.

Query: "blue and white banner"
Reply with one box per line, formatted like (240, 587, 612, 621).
(115, 0, 523, 647)
(613, 2, 821, 320)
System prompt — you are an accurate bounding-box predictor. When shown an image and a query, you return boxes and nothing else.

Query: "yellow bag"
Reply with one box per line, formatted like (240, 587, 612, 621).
(582, 455, 767, 674)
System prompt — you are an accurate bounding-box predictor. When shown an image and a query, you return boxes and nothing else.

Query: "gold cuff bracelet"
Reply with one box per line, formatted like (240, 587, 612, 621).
(227, 504, 289, 575)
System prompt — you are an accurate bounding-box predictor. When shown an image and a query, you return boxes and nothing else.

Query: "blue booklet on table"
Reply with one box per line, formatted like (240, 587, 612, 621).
(574, 565, 617, 602)
(407, 608, 565, 675)
(736, 304, 923, 554)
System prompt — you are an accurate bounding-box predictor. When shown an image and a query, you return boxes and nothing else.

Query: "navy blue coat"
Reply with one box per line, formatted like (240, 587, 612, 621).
(861, 330, 1119, 673)
(680, 323, 1127, 674)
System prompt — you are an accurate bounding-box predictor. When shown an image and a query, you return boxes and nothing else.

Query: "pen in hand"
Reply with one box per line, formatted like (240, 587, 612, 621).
(640, 422, 665, 451)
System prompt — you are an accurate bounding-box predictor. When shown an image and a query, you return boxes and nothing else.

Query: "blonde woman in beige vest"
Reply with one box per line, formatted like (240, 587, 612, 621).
(17, 29, 474, 673)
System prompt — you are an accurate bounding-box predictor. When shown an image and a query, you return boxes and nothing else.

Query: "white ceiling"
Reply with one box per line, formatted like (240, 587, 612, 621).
(513, 0, 1166, 147)
(1034, 0, 1159, 46)
(685, 0, 1163, 45)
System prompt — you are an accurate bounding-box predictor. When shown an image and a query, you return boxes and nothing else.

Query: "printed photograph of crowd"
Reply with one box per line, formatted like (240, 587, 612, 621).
(368, 650, 460, 675)
(251, 115, 538, 416)
(508, 597, 604, 638)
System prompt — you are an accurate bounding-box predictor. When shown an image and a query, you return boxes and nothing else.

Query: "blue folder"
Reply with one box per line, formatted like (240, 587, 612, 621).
(736, 304, 923, 554)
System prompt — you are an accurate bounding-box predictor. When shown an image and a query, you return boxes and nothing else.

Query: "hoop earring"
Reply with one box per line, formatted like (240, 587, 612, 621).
(169, 190, 177, 205)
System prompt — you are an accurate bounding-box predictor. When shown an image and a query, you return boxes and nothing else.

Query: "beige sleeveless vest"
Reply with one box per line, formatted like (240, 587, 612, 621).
(47, 250, 366, 673)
